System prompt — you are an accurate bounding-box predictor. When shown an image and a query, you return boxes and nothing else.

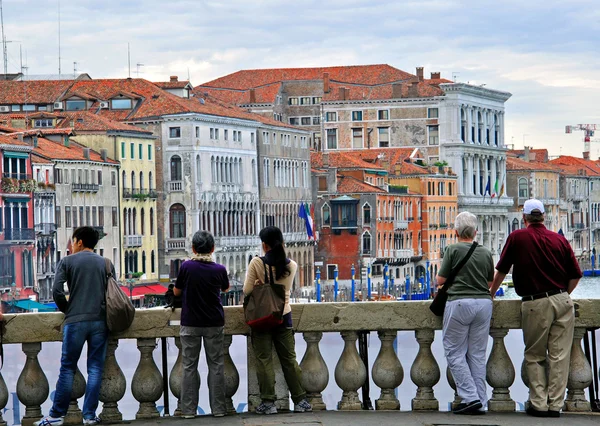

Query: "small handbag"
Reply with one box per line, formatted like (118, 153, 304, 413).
(243, 257, 286, 330)
(429, 242, 478, 316)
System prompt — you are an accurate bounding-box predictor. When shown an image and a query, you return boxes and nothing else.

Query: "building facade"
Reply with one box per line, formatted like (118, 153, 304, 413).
(0, 136, 36, 302)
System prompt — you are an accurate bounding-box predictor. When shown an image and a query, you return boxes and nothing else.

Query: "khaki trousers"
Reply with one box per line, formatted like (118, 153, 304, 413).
(521, 291, 574, 411)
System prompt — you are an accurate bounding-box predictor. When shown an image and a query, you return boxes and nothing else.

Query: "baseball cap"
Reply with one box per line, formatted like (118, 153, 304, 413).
(523, 199, 545, 215)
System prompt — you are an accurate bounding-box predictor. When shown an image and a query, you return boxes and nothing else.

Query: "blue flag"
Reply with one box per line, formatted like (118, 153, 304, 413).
(298, 203, 313, 239)
(484, 177, 491, 196)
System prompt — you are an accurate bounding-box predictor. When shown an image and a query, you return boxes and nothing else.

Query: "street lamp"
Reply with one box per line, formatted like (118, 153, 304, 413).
(126, 273, 136, 303)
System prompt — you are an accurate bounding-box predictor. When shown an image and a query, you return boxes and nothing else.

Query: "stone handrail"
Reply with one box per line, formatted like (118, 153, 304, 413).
(1, 299, 600, 425)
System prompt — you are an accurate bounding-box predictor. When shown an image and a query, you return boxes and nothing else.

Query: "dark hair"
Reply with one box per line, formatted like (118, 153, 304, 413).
(192, 230, 215, 254)
(524, 213, 544, 224)
(259, 226, 290, 280)
(72, 226, 99, 249)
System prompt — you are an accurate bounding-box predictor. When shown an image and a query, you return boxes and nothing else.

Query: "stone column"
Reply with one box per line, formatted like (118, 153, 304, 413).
(168, 338, 183, 416)
(99, 339, 126, 422)
(335, 331, 366, 410)
(17, 343, 49, 426)
(0, 369, 9, 426)
(299, 332, 328, 410)
(132, 338, 163, 419)
(446, 366, 462, 410)
(486, 329, 515, 411)
(475, 155, 481, 195)
(491, 157, 497, 192)
(223, 335, 240, 414)
(410, 329, 440, 410)
(64, 368, 86, 425)
(467, 106, 473, 143)
(565, 328, 592, 412)
(372, 330, 403, 410)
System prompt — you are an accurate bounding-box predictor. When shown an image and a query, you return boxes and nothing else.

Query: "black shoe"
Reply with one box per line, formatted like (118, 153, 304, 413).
(453, 400, 483, 414)
(548, 410, 560, 418)
(526, 406, 549, 417)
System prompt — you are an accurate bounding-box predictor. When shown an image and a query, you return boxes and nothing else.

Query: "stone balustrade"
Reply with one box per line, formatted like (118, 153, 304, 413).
(1, 299, 600, 424)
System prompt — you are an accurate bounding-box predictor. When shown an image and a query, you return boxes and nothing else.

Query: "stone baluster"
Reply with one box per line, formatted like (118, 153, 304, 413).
(64, 368, 86, 425)
(410, 329, 440, 410)
(334, 331, 366, 410)
(446, 366, 461, 410)
(223, 335, 240, 414)
(372, 330, 403, 410)
(17, 343, 49, 426)
(565, 328, 592, 412)
(168, 337, 183, 416)
(486, 329, 515, 411)
(299, 332, 329, 410)
(132, 338, 163, 419)
(99, 339, 126, 422)
(0, 369, 9, 426)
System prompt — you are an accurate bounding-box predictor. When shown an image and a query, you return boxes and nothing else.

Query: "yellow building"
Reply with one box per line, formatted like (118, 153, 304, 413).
(55, 112, 160, 281)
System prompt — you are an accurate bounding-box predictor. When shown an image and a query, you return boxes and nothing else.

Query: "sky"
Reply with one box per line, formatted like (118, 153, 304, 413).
(2, 0, 600, 158)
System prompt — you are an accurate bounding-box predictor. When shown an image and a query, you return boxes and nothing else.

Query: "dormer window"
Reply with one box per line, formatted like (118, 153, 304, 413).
(34, 119, 53, 128)
(111, 98, 132, 110)
(66, 99, 86, 111)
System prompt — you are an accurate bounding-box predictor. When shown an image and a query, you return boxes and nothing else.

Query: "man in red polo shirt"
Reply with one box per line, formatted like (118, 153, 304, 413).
(490, 199, 581, 418)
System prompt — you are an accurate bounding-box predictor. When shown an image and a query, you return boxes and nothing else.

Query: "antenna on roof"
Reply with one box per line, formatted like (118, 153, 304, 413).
(452, 72, 459, 83)
(127, 43, 131, 78)
(58, 0, 61, 78)
(135, 63, 144, 78)
(0, 0, 6, 77)
(73, 61, 77, 79)
(187, 67, 190, 81)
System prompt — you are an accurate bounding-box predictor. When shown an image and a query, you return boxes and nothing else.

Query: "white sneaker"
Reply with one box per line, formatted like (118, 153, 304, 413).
(33, 417, 64, 426)
(83, 417, 101, 425)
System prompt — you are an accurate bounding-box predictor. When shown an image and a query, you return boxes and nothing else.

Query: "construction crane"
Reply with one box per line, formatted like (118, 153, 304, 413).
(565, 124, 600, 157)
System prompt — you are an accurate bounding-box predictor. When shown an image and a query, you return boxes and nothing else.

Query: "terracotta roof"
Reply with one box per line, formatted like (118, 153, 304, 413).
(0, 124, 20, 133)
(31, 153, 52, 164)
(196, 83, 282, 105)
(154, 80, 192, 89)
(32, 138, 118, 164)
(311, 151, 385, 170)
(56, 111, 153, 134)
(0, 80, 74, 104)
(337, 175, 386, 194)
(506, 156, 558, 172)
(394, 161, 430, 175)
(509, 149, 549, 162)
(0, 134, 29, 146)
(322, 80, 445, 101)
(549, 156, 600, 176)
(352, 148, 417, 172)
(200, 64, 415, 90)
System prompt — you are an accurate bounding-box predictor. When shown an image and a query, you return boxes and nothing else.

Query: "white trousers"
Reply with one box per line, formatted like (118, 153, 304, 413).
(443, 298, 493, 405)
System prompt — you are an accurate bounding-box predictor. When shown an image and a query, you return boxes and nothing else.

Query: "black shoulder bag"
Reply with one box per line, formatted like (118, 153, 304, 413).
(429, 242, 478, 316)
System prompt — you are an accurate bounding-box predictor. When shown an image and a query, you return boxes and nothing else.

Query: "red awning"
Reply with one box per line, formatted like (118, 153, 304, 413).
(119, 284, 167, 300)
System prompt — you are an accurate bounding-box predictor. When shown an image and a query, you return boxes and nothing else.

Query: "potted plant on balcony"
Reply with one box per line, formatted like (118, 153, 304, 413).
(1, 177, 18, 193)
(19, 179, 37, 192)
(433, 160, 448, 173)
(133, 192, 148, 202)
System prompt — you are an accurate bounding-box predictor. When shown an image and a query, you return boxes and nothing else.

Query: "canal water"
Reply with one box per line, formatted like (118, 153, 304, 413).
(2, 277, 600, 424)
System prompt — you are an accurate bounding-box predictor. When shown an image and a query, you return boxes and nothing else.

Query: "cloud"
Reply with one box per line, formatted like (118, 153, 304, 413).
(1, 0, 599, 157)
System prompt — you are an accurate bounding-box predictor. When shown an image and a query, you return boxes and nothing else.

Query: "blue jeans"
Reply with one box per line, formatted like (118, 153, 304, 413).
(49, 320, 108, 420)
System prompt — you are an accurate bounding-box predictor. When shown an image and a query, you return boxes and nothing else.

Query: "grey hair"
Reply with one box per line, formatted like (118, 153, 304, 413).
(192, 230, 215, 254)
(454, 211, 478, 239)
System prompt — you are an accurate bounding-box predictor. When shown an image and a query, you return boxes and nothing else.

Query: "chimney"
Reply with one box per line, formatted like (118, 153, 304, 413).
(100, 148, 108, 162)
(431, 72, 441, 79)
(33, 136, 38, 148)
(17, 133, 23, 142)
(523, 146, 530, 162)
(323, 72, 330, 93)
(408, 81, 419, 98)
(392, 83, 403, 98)
(170, 76, 178, 82)
(323, 153, 329, 167)
(416, 67, 424, 81)
(249, 88, 256, 104)
(83, 148, 90, 160)
(583, 151, 590, 160)
(338, 87, 346, 101)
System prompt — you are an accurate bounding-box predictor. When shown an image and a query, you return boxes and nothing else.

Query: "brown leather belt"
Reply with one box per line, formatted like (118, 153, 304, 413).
(521, 288, 565, 301)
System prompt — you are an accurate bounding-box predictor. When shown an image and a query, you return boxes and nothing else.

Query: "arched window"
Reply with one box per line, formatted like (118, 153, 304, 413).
(139, 171, 144, 191)
(134, 251, 138, 273)
(132, 208, 137, 234)
(131, 171, 136, 191)
(170, 204, 186, 238)
(518, 178, 528, 199)
(141, 208, 145, 235)
(122, 170, 126, 193)
(252, 159, 257, 186)
(148, 172, 153, 190)
(362, 232, 371, 255)
(322, 204, 330, 226)
(196, 155, 201, 182)
(512, 218, 519, 232)
(150, 208, 154, 235)
(170, 155, 182, 181)
(363, 203, 371, 225)
(151, 250, 155, 273)
(142, 251, 146, 274)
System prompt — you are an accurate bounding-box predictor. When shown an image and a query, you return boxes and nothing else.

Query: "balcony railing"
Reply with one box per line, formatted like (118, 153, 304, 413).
(72, 183, 99, 192)
(573, 223, 586, 230)
(394, 220, 408, 230)
(2, 172, 31, 180)
(123, 189, 158, 200)
(34, 223, 57, 235)
(395, 248, 414, 258)
(1, 300, 596, 420)
(3, 228, 35, 241)
(332, 219, 358, 229)
(168, 181, 183, 192)
(214, 235, 261, 248)
(166, 238, 187, 251)
(124, 235, 143, 248)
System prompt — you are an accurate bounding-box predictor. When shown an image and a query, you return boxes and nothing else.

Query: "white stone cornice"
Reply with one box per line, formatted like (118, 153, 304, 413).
(440, 83, 512, 102)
